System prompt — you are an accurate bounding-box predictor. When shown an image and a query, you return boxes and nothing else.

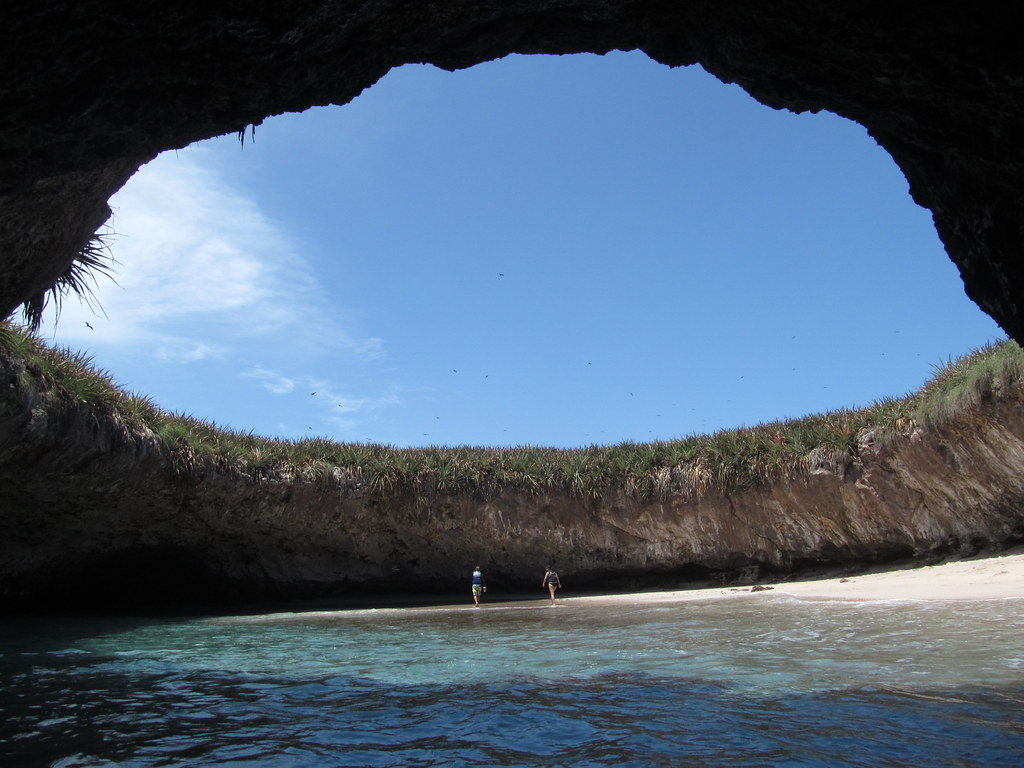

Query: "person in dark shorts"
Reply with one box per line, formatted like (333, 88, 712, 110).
(542, 565, 561, 606)
(471, 565, 486, 606)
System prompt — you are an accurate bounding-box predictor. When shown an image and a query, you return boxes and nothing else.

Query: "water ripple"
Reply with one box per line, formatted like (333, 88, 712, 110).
(3, 598, 1024, 766)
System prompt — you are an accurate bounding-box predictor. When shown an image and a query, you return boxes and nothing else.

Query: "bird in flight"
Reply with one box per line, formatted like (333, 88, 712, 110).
(84, 322, 93, 330)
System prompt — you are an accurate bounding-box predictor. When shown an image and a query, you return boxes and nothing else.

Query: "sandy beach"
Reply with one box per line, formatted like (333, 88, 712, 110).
(564, 547, 1024, 606)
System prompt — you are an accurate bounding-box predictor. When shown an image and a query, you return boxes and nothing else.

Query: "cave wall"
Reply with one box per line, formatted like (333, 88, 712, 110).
(3, 3, 1024, 611)
(3, 340, 1024, 611)
(2, 2, 1024, 339)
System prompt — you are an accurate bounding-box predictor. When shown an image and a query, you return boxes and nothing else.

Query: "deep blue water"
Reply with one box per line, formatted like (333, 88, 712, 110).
(2, 595, 1023, 767)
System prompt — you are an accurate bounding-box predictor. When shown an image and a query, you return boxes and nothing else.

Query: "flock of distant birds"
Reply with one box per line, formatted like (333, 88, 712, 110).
(79, 272, 914, 440)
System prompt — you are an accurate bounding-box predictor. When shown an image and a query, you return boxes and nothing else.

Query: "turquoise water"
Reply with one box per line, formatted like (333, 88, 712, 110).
(2, 595, 1023, 766)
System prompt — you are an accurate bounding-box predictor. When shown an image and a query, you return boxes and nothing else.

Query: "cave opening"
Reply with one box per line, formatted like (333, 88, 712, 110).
(36, 52, 1004, 450)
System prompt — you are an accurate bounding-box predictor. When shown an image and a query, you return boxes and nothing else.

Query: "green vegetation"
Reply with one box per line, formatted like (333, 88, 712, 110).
(18, 233, 116, 331)
(2, 320, 1020, 500)
(914, 338, 1024, 429)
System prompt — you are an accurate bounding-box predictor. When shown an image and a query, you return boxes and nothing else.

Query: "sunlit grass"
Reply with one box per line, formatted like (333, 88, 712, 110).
(913, 339, 1024, 429)
(2, 320, 1018, 500)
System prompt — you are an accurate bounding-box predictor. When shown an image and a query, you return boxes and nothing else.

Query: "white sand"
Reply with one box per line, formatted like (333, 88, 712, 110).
(563, 548, 1024, 606)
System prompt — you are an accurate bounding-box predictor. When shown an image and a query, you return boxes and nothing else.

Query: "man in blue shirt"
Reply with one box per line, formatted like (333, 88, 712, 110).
(471, 566, 486, 606)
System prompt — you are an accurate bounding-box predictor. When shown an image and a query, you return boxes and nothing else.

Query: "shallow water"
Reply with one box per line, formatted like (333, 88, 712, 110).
(2, 595, 1023, 766)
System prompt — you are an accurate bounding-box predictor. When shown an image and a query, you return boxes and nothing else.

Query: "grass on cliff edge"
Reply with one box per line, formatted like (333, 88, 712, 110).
(1, 321, 1020, 500)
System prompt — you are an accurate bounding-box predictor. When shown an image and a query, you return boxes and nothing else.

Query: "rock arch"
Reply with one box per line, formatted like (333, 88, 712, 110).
(2, 2, 1022, 340)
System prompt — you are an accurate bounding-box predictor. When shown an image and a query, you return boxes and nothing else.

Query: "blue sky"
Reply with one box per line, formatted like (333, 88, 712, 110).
(38, 51, 1004, 449)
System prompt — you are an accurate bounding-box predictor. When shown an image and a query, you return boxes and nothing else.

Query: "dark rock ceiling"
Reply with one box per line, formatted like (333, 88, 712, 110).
(2, 2, 1023, 340)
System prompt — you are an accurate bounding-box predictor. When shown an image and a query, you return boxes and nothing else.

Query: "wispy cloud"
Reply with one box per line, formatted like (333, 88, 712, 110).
(154, 341, 228, 364)
(242, 365, 297, 395)
(32, 144, 399, 440)
(243, 364, 404, 433)
(40, 147, 384, 360)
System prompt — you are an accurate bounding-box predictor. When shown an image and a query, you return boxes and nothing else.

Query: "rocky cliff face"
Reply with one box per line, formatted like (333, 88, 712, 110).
(3, 341, 1023, 612)
(3, 3, 1024, 612)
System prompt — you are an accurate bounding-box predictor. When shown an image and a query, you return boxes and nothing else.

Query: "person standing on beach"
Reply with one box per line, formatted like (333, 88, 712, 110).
(542, 566, 561, 606)
(471, 565, 486, 606)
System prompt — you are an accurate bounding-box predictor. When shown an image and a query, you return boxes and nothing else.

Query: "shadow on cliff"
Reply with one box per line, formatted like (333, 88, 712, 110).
(4, 331, 1024, 615)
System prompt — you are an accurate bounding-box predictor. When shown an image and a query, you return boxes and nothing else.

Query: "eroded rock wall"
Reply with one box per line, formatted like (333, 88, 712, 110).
(3, 2, 1024, 612)
(3, 342, 1023, 612)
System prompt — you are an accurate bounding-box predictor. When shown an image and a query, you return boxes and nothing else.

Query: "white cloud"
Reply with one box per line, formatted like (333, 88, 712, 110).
(29, 144, 401, 441)
(243, 363, 403, 423)
(242, 365, 297, 395)
(319, 384, 404, 433)
(153, 340, 228, 364)
(39, 147, 384, 359)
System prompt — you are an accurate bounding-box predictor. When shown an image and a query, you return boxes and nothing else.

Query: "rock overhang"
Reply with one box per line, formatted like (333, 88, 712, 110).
(1, 2, 1023, 342)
